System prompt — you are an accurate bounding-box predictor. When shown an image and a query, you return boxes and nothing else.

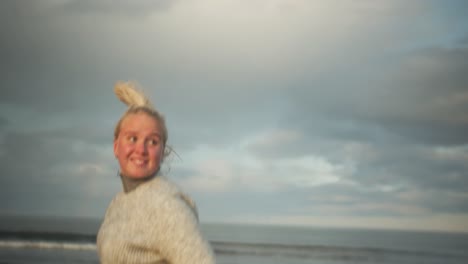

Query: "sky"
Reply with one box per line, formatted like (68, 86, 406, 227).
(1, 0, 468, 233)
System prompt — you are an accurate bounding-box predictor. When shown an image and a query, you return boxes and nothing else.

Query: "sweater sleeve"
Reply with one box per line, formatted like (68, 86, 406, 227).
(151, 194, 216, 264)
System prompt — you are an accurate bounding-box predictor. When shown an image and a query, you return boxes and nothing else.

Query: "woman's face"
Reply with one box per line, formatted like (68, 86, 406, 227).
(114, 112, 164, 179)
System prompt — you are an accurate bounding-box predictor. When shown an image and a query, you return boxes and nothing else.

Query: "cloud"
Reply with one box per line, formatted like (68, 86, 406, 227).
(59, 0, 178, 16)
(172, 116, 468, 219)
(240, 213, 468, 233)
(174, 135, 356, 194)
(0, 0, 424, 113)
(0, 116, 7, 132)
(285, 43, 468, 147)
(181, 159, 237, 192)
(430, 145, 468, 163)
(359, 45, 468, 146)
(0, 128, 117, 217)
(262, 38, 468, 220)
(247, 129, 304, 159)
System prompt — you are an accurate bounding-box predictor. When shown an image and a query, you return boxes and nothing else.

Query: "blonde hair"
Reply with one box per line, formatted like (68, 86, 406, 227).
(113, 81, 169, 157)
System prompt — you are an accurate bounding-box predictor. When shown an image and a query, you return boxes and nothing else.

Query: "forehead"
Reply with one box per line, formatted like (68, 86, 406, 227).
(120, 112, 161, 134)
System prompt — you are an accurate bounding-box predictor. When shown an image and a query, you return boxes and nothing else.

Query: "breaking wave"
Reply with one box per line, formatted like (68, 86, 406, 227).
(0, 230, 466, 262)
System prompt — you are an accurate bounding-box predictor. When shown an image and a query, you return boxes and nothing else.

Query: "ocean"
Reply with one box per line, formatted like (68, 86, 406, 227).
(0, 216, 467, 264)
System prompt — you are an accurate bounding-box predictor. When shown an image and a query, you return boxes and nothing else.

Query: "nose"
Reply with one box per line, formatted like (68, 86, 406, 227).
(135, 140, 148, 154)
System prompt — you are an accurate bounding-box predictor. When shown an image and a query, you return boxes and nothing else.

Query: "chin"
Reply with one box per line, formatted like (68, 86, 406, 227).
(130, 170, 157, 179)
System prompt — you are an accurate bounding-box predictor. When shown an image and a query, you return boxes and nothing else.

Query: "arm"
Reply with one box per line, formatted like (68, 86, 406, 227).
(153, 194, 216, 264)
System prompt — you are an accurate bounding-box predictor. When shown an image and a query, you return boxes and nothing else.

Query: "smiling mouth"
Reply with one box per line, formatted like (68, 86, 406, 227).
(132, 159, 147, 166)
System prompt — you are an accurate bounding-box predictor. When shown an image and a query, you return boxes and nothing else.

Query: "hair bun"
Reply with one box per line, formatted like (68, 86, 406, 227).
(114, 81, 153, 108)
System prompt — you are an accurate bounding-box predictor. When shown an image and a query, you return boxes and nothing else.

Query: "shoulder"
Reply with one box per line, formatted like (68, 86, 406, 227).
(140, 176, 199, 221)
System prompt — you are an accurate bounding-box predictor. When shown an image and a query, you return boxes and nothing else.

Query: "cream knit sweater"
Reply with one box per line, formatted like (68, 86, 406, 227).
(97, 176, 216, 263)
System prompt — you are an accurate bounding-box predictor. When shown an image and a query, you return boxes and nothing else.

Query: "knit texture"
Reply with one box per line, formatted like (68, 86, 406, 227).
(97, 176, 216, 264)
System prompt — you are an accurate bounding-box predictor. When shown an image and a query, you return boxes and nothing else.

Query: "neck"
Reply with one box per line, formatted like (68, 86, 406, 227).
(119, 172, 156, 193)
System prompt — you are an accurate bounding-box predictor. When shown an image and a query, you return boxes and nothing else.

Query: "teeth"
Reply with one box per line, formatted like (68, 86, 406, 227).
(134, 159, 145, 165)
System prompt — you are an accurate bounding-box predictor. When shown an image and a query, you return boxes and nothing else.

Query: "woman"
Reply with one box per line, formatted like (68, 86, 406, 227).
(97, 82, 216, 264)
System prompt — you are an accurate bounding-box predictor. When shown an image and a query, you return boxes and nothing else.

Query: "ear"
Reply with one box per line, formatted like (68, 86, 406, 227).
(161, 145, 167, 161)
(113, 139, 119, 158)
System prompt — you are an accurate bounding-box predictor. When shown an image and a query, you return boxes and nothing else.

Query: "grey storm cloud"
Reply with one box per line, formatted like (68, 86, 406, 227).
(363, 44, 468, 146)
(0, 1, 154, 112)
(278, 178, 468, 218)
(285, 40, 468, 145)
(246, 42, 468, 216)
(0, 117, 7, 130)
(260, 129, 468, 216)
(0, 9, 106, 112)
(0, 128, 117, 217)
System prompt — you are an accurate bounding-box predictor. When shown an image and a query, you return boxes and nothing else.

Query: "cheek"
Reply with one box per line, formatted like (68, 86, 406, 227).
(151, 146, 164, 160)
(117, 142, 132, 157)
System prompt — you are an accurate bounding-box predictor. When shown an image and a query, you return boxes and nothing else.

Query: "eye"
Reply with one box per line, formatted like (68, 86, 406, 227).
(128, 136, 137, 143)
(148, 138, 159, 146)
